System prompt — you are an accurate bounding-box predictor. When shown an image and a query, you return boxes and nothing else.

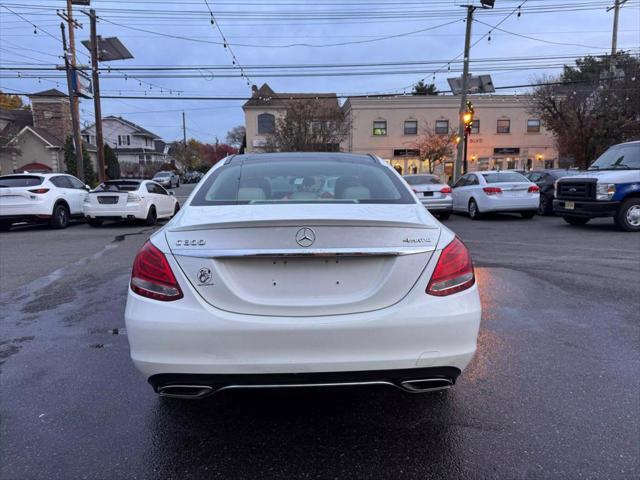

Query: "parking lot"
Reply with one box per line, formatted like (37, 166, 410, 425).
(1, 184, 638, 480)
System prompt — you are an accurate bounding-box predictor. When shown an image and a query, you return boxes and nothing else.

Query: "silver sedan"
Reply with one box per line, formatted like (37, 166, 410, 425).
(403, 174, 453, 220)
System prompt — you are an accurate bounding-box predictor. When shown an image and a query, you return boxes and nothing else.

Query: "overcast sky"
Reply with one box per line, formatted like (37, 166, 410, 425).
(1, 0, 638, 144)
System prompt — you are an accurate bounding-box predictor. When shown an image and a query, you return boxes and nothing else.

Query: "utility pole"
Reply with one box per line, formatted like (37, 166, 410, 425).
(57, 1, 85, 181)
(60, 23, 85, 182)
(454, 5, 475, 183)
(182, 111, 187, 145)
(608, 0, 628, 77)
(88, 9, 105, 183)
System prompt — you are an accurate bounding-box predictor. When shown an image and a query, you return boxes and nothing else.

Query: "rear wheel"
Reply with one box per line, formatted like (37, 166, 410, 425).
(521, 211, 536, 219)
(87, 219, 103, 227)
(50, 204, 70, 229)
(468, 199, 482, 220)
(437, 212, 451, 220)
(614, 198, 640, 232)
(563, 216, 590, 226)
(145, 206, 157, 226)
(0, 222, 12, 232)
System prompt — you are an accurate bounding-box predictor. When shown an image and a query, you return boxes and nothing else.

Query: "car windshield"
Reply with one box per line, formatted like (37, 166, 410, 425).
(482, 172, 529, 183)
(94, 181, 141, 192)
(191, 157, 413, 205)
(154, 172, 171, 178)
(0, 175, 44, 187)
(588, 144, 640, 170)
(404, 175, 441, 185)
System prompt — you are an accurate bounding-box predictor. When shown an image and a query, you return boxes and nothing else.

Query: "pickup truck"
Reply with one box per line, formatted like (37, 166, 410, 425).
(553, 141, 640, 232)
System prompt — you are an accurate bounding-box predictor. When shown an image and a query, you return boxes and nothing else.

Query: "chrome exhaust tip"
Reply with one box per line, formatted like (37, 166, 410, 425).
(157, 384, 214, 399)
(399, 378, 453, 393)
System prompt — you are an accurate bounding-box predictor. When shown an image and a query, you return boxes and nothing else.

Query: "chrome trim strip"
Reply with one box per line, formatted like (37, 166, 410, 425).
(216, 381, 400, 392)
(171, 246, 434, 258)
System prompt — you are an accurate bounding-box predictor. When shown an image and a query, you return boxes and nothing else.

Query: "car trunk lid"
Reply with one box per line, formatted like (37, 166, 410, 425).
(166, 204, 440, 316)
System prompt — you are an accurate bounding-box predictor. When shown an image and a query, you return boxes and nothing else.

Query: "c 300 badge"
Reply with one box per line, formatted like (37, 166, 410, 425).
(197, 267, 213, 286)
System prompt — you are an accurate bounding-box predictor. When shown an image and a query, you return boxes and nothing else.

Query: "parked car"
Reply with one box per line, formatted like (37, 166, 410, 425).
(152, 171, 180, 189)
(452, 171, 539, 220)
(553, 141, 640, 232)
(403, 174, 453, 220)
(83, 179, 179, 227)
(125, 152, 481, 399)
(183, 171, 204, 184)
(525, 169, 582, 215)
(0, 173, 89, 231)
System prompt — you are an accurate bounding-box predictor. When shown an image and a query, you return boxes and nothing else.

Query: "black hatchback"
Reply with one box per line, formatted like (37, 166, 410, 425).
(524, 169, 582, 215)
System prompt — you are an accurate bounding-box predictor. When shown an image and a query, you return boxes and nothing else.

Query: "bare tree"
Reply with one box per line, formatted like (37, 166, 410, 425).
(412, 126, 458, 173)
(265, 98, 350, 152)
(225, 125, 246, 149)
(529, 53, 640, 168)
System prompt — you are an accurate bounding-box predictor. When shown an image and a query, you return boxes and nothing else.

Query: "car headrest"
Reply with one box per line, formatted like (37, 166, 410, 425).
(340, 186, 371, 200)
(237, 187, 266, 201)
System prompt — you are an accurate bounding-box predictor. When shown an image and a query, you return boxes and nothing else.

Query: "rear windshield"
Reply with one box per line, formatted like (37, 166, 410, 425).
(93, 181, 141, 192)
(191, 159, 413, 205)
(0, 175, 44, 188)
(404, 175, 441, 185)
(482, 172, 529, 183)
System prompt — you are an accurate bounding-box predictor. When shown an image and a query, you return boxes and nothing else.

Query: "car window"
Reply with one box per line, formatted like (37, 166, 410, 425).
(468, 175, 480, 186)
(96, 181, 141, 192)
(50, 176, 73, 188)
(0, 175, 44, 187)
(146, 183, 158, 194)
(528, 172, 542, 182)
(481, 172, 529, 183)
(154, 183, 168, 195)
(67, 176, 86, 189)
(453, 175, 469, 188)
(192, 158, 413, 205)
(589, 143, 640, 170)
(403, 175, 441, 185)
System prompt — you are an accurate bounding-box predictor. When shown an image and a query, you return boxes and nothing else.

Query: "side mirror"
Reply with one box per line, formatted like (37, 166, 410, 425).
(84, 185, 91, 191)
(169, 191, 175, 196)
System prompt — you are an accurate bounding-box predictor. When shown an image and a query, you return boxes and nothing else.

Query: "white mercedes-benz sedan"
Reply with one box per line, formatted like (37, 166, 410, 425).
(125, 153, 481, 399)
(83, 179, 179, 226)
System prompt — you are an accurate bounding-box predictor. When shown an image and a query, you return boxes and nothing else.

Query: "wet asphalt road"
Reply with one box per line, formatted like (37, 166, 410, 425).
(1, 190, 639, 480)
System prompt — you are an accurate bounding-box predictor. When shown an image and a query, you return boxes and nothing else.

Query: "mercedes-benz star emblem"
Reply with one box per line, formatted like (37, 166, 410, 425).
(295, 227, 316, 247)
(197, 267, 212, 285)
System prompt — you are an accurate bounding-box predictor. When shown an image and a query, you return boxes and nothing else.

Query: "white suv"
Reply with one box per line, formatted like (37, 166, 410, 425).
(0, 173, 89, 231)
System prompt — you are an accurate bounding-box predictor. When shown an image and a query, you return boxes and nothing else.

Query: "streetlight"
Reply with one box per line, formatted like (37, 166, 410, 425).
(462, 100, 474, 174)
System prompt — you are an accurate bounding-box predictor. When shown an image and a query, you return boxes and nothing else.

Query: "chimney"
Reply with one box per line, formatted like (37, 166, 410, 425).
(27, 89, 72, 141)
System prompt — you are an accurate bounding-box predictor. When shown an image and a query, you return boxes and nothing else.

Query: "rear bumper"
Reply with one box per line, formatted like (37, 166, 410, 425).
(419, 198, 453, 212)
(149, 366, 461, 397)
(0, 202, 52, 219)
(83, 203, 146, 220)
(479, 195, 539, 213)
(553, 199, 619, 218)
(125, 282, 481, 379)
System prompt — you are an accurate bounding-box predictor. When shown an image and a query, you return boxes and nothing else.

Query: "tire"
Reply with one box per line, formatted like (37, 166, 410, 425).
(614, 198, 640, 232)
(468, 199, 482, 220)
(538, 195, 553, 216)
(437, 212, 451, 220)
(87, 219, 103, 227)
(172, 203, 180, 218)
(50, 203, 70, 229)
(145, 206, 157, 226)
(563, 216, 590, 226)
(521, 211, 536, 219)
(0, 222, 12, 232)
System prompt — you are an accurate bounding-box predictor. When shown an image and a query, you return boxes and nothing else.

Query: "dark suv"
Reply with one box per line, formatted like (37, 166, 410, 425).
(525, 169, 581, 215)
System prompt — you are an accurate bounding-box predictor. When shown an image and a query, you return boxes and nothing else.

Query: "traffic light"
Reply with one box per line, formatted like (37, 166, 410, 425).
(463, 100, 475, 134)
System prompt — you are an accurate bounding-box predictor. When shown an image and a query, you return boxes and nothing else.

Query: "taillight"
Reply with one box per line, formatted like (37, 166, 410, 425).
(28, 188, 49, 194)
(528, 185, 540, 193)
(440, 186, 452, 194)
(127, 193, 142, 202)
(482, 187, 502, 195)
(426, 237, 475, 297)
(130, 241, 183, 301)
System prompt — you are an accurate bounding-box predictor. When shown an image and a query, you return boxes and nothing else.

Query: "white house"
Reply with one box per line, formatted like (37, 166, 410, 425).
(82, 116, 169, 176)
